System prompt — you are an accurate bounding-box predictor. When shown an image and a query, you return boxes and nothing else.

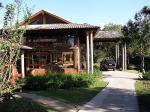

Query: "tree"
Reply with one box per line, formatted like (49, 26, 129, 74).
(103, 23, 122, 35)
(122, 6, 150, 73)
(0, 0, 31, 97)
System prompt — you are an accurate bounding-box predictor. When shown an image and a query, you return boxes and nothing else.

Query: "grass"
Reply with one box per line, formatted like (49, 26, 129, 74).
(34, 79, 107, 106)
(0, 97, 58, 112)
(135, 80, 150, 112)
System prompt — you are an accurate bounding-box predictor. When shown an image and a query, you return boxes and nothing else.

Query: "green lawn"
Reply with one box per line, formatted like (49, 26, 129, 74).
(0, 97, 58, 112)
(135, 80, 150, 112)
(34, 80, 107, 106)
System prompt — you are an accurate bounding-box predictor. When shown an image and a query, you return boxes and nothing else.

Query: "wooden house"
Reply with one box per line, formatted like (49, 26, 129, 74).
(19, 10, 99, 77)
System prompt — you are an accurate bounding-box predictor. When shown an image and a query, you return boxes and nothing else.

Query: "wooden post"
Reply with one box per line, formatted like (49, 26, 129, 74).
(86, 32, 90, 73)
(116, 43, 120, 66)
(50, 53, 52, 63)
(124, 42, 127, 70)
(77, 36, 80, 72)
(21, 51, 25, 78)
(122, 45, 125, 70)
(115, 43, 118, 66)
(90, 31, 94, 74)
(74, 48, 78, 69)
(117, 43, 120, 66)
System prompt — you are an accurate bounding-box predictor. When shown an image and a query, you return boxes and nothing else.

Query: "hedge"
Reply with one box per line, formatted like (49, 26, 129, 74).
(17, 71, 101, 90)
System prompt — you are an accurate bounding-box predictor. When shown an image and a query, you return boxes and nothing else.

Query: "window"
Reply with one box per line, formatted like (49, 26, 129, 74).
(62, 51, 74, 65)
(67, 36, 75, 46)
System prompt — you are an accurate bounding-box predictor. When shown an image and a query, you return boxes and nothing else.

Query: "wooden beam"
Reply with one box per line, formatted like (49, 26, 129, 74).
(86, 32, 90, 73)
(21, 51, 25, 78)
(122, 45, 125, 70)
(115, 43, 120, 67)
(115, 43, 118, 66)
(90, 31, 94, 73)
(117, 43, 120, 66)
(77, 36, 80, 71)
(124, 42, 127, 70)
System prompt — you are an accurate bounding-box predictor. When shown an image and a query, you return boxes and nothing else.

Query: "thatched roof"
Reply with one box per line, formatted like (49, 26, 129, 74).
(19, 23, 99, 30)
(94, 30, 123, 42)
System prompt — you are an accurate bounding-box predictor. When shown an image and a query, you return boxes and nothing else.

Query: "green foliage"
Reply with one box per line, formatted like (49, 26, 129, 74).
(0, 0, 32, 96)
(18, 76, 49, 90)
(93, 45, 107, 63)
(103, 23, 123, 35)
(3, 4, 15, 27)
(122, 6, 150, 72)
(94, 42, 115, 63)
(18, 71, 101, 91)
(93, 65, 100, 71)
(93, 23, 122, 63)
(143, 71, 150, 80)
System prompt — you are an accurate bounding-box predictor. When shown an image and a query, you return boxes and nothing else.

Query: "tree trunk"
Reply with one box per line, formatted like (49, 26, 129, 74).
(140, 39, 145, 74)
(141, 55, 145, 74)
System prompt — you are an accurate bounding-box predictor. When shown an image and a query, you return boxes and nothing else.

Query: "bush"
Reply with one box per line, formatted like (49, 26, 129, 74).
(143, 71, 150, 80)
(93, 65, 100, 72)
(18, 71, 101, 91)
(20, 76, 49, 90)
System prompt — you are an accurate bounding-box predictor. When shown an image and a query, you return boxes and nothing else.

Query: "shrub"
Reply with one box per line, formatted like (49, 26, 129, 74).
(143, 71, 150, 80)
(93, 65, 100, 72)
(23, 76, 49, 90)
(62, 72, 97, 89)
(18, 71, 101, 91)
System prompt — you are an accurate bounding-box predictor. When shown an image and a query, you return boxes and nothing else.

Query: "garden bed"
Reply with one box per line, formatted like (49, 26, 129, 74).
(17, 70, 107, 106)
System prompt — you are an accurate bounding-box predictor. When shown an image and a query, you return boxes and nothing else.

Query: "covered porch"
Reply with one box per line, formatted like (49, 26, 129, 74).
(94, 30, 127, 70)
(20, 23, 99, 77)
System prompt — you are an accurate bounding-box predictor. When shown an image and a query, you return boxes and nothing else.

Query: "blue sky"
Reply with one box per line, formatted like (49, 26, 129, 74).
(0, 0, 149, 27)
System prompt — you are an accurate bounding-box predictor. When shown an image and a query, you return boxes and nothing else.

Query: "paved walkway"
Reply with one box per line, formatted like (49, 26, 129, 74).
(16, 92, 76, 112)
(79, 71, 139, 112)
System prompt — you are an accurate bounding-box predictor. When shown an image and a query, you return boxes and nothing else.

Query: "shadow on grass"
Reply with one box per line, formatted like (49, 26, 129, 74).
(34, 86, 106, 106)
(0, 98, 57, 112)
(28, 80, 108, 107)
(137, 94, 150, 112)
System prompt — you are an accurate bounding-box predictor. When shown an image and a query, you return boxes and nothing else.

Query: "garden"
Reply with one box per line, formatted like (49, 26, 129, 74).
(17, 69, 107, 106)
(0, 67, 107, 111)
